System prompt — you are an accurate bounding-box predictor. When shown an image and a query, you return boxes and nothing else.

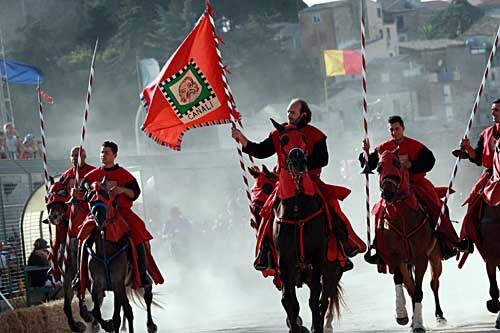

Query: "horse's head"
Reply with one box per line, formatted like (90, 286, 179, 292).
(85, 177, 115, 229)
(271, 118, 308, 176)
(377, 150, 408, 203)
(46, 176, 69, 225)
(248, 164, 278, 198)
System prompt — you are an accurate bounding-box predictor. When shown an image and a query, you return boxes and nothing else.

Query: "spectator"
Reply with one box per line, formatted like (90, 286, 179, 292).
(19, 133, 40, 160)
(3, 123, 20, 160)
(27, 239, 52, 287)
(0, 131, 7, 159)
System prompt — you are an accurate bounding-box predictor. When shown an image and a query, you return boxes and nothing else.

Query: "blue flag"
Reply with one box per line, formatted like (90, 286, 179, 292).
(0, 60, 44, 84)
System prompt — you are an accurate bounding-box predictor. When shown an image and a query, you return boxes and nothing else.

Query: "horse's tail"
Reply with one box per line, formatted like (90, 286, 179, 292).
(126, 287, 163, 310)
(327, 281, 344, 320)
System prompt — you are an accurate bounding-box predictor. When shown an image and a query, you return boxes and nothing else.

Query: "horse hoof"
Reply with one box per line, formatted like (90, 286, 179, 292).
(102, 319, 114, 332)
(487, 299, 500, 313)
(79, 304, 93, 323)
(69, 321, 86, 332)
(300, 326, 310, 333)
(495, 320, 500, 329)
(324, 327, 333, 333)
(412, 328, 426, 333)
(436, 316, 447, 326)
(396, 316, 409, 325)
(147, 323, 158, 333)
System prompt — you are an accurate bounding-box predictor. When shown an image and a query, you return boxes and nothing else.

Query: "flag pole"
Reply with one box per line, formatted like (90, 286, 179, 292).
(360, 0, 372, 250)
(206, 3, 256, 224)
(37, 77, 59, 275)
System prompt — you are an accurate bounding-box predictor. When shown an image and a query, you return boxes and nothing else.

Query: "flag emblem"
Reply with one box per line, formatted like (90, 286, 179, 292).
(159, 59, 221, 123)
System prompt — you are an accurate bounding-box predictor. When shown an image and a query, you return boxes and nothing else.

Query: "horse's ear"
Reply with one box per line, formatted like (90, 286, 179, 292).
(262, 164, 271, 177)
(270, 118, 285, 133)
(49, 176, 54, 185)
(296, 115, 307, 130)
(248, 166, 260, 178)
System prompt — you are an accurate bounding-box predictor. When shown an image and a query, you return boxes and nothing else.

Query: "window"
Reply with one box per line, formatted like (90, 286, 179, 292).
(386, 27, 391, 41)
(379, 29, 384, 39)
(396, 16, 404, 31)
(312, 13, 321, 23)
(377, 8, 382, 18)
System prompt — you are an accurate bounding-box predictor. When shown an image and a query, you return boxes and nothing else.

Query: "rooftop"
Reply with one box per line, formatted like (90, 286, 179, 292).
(399, 39, 464, 51)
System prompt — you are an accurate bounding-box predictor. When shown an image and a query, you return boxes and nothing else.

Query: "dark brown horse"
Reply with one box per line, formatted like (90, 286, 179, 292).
(45, 177, 92, 332)
(270, 119, 342, 333)
(376, 150, 446, 333)
(249, 164, 343, 332)
(465, 140, 500, 328)
(83, 177, 158, 333)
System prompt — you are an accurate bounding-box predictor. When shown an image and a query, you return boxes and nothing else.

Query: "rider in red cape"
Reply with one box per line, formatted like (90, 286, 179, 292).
(62, 147, 95, 238)
(75, 141, 163, 289)
(457, 99, 500, 258)
(232, 98, 366, 272)
(361, 115, 471, 264)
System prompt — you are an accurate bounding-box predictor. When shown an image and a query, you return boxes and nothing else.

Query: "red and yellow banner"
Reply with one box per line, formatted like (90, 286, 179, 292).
(323, 50, 362, 77)
(141, 4, 240, 151)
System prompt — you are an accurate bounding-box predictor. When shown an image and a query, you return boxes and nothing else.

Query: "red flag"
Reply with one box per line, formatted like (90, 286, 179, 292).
(141, 3, 240, 151)
(35, 86, 55, 105)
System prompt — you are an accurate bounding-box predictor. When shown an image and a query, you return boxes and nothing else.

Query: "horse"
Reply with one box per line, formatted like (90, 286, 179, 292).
(375, 150, 446, 333)
(82, 177, 158, 333)
(268, 118, 343, 333)
(248, 163, 343, 332)
(45, 176, 92, 332)
(463, 139, 500, 328)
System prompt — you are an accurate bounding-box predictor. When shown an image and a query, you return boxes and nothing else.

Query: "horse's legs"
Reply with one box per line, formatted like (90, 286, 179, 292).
(309, 253, 323, 333)
(144, 285, 158, 333)
(91, 285, 114, 332)
(122, 295, 134, 333)
(411, 257, 428, 332)
(486, 261, 500, 313)
(429, 250, 446, 325)
(281, 264, 301, 333)
(112, 291, 123, 333)
(63, 238, 87, 332)
(321, 261, 342, 333)
(393, 267, 409, 325)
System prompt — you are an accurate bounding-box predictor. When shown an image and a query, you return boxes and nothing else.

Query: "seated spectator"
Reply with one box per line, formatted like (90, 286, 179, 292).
(27, 239, 51, 287)
(3, 123, 20, 160)
(0, 131, 7, 159)
(19, 133, 39, 160)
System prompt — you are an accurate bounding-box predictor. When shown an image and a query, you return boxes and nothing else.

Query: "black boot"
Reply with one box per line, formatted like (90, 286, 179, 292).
(455, 236, 474, 254)
(71, 240, 87, 291)
(341, 258, 354, 272)
(364, 243, 380, 265)
(254, 242, 270, 271)
(136, 243, 152, 287)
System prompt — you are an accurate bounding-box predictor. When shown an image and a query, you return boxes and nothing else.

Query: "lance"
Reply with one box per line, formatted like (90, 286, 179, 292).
(437, 25, 500, 230)
(37, 77, 59, 275)
(360, 1, 373, 251)
(61, 39, 99, 280)
(206, 3, 256, 225)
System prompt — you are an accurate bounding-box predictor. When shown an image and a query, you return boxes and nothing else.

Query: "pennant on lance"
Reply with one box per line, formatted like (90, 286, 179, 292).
(141, 3, 240, 151)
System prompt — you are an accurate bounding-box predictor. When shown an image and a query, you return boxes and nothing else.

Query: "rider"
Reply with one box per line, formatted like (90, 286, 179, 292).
(456, 98, 500, 252)
(57, 147, 95, 283)
(360, 115, 471, 263)
(232, 98, 364, 271)
(76, 141, 161, 287)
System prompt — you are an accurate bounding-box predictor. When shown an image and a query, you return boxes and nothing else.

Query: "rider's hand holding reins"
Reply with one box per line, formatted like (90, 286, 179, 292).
(460, 138, 476, 159)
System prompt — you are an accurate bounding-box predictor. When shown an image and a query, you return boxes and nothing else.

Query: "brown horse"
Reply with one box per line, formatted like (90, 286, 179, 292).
(82, 177, 158, 333)
(376, 150, 446, 333)
(463, 140, 500, 328)
(45, 177, 92, 332)
(268, 119, 343, 333)
(249, 164, 343, 332)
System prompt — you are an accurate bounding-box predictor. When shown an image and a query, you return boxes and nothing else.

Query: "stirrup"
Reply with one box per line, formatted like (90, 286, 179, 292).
(341, 258, 354, 272)
(364, 250, 379, 265)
